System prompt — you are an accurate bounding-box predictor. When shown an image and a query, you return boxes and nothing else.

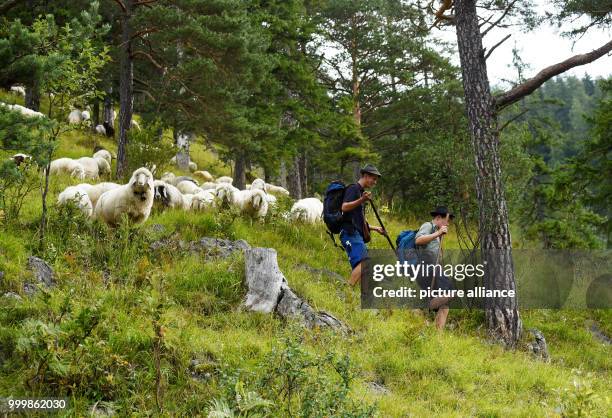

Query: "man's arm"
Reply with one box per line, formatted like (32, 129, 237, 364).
(341, 190, 370, 212)
(415, 226, 447, 245)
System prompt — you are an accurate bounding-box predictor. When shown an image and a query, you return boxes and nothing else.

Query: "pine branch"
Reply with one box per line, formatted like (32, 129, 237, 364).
(112, 0, 127, 13)
(484, 34, 511, 60)
(495, 39, 612, 110)
(131, 50, 163, 70)
(481, 0, 517, 38)
(0, 0, 21, 14)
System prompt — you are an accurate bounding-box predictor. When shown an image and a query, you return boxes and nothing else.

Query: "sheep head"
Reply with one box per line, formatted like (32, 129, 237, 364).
(153, 180, 170, 206)
(96, 157, 111, 175)
(251, 178, 265, 191)
(71, 165, 85, 180)
(129, 167, 154, 201)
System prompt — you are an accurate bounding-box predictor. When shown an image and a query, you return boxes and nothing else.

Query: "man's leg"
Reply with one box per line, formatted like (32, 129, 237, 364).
(434, 304, 449, 330)
(348, 262, 362, 286)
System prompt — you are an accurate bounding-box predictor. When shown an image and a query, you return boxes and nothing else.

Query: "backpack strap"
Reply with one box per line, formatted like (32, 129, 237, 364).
(326, 230, 345, 250)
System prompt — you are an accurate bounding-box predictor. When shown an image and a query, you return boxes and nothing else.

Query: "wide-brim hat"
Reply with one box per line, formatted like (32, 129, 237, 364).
(360, 164, 382, 177)
(430, 206, 455, 219)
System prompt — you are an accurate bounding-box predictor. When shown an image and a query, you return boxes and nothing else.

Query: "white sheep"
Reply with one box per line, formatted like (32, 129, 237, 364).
(57, 186, 93, 217)
(48, 158, 86, 180)
(193, 170, 214, 182)
(76, 182, 120, 209)
(231, 189, 269, 218)
(81, 110, 91, 121)
(153, 180, 186, 210)
(191, 189, 217, 211)
(92, 149, 112, 165)
(1, 102, 44, 118)
(95, 124, 106, 136)
(68, 109, 83, 124)
(176, 180, 203, 195)
(265, 183, 290, 196)
(265, 193, 277, 207)
(76, 157, 111, 179)
(93, 167, 154, 226)
(10, 85, 26, 96)
(199, 182, 217, 191)
(215, 183, 240, 207)
(216, 176, 233, 184)
(290, 197, 323, 224)
(251, 178, 266, 191)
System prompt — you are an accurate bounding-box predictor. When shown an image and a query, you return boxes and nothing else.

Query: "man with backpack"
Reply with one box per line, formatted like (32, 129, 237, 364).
(414, 206, 455, 329)
(339, 164, 387, 286)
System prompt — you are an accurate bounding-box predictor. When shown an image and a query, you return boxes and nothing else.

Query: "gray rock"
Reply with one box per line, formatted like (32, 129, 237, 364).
(276, 286, 348, 332)
(150, 224, 166, 233)
(89, 402, 115, 417)
(189, 358, 215, 382)
(296, 263, 345, 283)
(589, 323, 611, 345)
(23, 282, 38, 296)
(2, 292, 22, 301)
(366, 381, 390, 395)
(191, 237, 251, 259)
(27, 256, 55, 288)
(527, 328, 550, 362)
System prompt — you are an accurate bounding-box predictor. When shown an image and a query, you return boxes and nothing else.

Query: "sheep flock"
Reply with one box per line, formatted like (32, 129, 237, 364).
(41, 149, 323, 227)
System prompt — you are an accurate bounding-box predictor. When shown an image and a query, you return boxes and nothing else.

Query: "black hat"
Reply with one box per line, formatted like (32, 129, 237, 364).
(430, 206, 454, 219)
(360, 164, 382, 177)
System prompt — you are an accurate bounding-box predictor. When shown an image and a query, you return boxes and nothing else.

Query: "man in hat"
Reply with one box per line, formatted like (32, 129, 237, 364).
(341, 164, 387, 286)
(415, 206, 455, 329)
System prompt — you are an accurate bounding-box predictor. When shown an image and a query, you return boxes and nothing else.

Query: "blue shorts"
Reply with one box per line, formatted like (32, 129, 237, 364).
(340, 229, 368, 270)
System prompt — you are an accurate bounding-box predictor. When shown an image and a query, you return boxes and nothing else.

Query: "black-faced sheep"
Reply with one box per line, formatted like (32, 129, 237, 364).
(153, 180, 186, 210)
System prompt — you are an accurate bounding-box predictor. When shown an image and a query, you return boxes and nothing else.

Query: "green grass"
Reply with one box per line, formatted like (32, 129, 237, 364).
(0, 118, 610, 417)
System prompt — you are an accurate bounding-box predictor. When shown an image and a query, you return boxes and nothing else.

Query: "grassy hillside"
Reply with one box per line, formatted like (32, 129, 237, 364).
(0, 119, 610, 416)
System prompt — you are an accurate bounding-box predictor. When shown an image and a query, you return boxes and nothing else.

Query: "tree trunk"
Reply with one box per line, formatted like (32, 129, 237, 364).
(116, 0, 134, 179)
(103, 86, 113, 127)
(92, 99, 100, 131)
(175, 131, 191, 172)
(279, 160, 288, 189)
(287, 155, 302, 199)
(25, 78, 40, 111)
(455, 0, 521, 346)
(298, 151, 308, 196)
(234, 151, 246, 190)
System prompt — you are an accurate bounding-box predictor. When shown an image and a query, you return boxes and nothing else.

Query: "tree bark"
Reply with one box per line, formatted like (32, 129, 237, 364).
(233, 151, 246, 190)
(287, 155, 302, 199)
(455, 0, 521, 346)
(116, 0, 134, 179)
(92, 99, 100, 131)
(175, 131, 191, 172)
(298, 151, 308, 197)
(25, 78, 40, 111)
(103, 86, 114, 127)
(279, 160, 288, 189)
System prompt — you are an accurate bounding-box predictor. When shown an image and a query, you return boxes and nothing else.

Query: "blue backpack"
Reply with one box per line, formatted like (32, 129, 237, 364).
(323, 181, 349, 248)
(396, 230, 418, 264)
(396, 223, 434, 264)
